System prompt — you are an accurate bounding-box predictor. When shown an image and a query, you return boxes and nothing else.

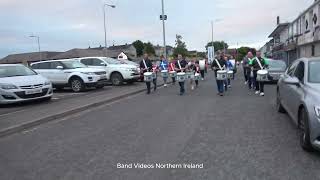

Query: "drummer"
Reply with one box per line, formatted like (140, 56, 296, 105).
(159, 55, 169, 87)
(225, 56, 234, 89)
(175, 54, 188, 95)
(249, 51, 268, 96)
(245, 52, 254, 90)
(140, 53, 157, 94)
(199, 59, 206, 80)
(169, 58, 176, 85)
(193, 60, 201, 88)
(211, 53, 227, 96)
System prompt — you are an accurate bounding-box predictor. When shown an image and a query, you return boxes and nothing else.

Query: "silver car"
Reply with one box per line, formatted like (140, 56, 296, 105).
(267, 59, 287, 82)
(277, 57, 320, 151)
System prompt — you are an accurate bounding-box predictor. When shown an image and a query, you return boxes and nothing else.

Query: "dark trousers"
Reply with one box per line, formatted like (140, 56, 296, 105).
(146, 79, 157, 93)
(243, 68, 249, 82)
(172, 77, 176, 84)
(246, 70, 254, 89)
(253, 71, 264, 92)
(179, 82, 185, 94)
(195, 80, 199, 86)
(200, 70, 205, 78)
(216, 80, 224, 93)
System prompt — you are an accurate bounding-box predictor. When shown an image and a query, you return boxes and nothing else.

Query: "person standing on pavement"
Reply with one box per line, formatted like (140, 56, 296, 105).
(211, 53, 227, 96)
(249, 51, 268, 96)
(175, 54, 188, 95)
(140, 53, 157, 94)
(159, 55, 169, 87)
(169, 58, 176, 85)
(193, 60, 201, 88)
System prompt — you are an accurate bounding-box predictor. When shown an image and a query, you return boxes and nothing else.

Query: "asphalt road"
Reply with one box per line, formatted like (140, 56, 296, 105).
(1, 70, 320, 180)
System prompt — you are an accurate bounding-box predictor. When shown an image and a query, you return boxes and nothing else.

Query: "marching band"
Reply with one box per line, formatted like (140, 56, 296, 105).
(139, 50, 269, 97)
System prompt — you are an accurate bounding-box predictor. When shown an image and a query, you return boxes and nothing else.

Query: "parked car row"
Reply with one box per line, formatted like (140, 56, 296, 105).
(0, 57, 141, 104)
(277, 57, 320, 152)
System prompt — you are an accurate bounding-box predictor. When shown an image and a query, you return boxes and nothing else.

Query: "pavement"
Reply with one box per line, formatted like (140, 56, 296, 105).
(1, 69, 320, 180)
(0, 80, 166, 137)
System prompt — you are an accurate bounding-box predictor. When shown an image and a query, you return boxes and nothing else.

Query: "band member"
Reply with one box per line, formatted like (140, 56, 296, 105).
(169, 58, 176, 85)
(159, 55, 169, 87)
(140, 53, 157, 94)
(193, 60, 201, 88)
(211, 53, 227, 96)
(249, 51, 268, 96)
(225, 56, 234, 89)
(175, 54, 188, 95)
(245, 52, 254, 90)
(199, 59, 206, 80)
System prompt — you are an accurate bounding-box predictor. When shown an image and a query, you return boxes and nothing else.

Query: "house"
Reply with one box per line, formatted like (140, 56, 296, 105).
(0, 51, 62, 65)
(154, 45, 174, 57)
(107, 44, 137, 58)
(265, 0, 320, 64)
(268, 20, 290, 62)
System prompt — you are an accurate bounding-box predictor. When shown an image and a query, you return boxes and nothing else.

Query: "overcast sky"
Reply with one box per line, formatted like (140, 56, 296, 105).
(0, 0, 315, 58)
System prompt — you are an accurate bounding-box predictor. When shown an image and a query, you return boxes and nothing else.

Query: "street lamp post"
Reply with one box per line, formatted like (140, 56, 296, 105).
(161, 0, 167, 58)
(30, 35, 41, 61)
(103, 3, 116, 56)
(211, 19, 222, 59)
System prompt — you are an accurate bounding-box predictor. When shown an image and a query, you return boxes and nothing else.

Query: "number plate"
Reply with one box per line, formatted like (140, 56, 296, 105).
(25, 88, 42, 95)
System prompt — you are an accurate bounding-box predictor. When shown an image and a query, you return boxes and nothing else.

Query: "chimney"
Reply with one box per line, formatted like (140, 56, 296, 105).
(277, 16, 280, 25)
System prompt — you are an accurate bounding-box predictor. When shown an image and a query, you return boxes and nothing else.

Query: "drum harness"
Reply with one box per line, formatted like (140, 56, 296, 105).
(143, 59, 149, 72)
(214, 59, 223, 70)
(177, 60, 184, 72)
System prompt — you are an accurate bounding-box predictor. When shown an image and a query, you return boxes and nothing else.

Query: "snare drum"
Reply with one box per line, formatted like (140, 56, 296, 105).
(216, 70, 227, 80)
(177, 72, 186, 82)
(194, 73, 201, 81)
(227, 70, 234, 79)
(257, 70, 268, 82)
(161, 70, 168, 78)
(152, 72, 157, 79)
(199, 60, 205, 70)
(144, 72, 153, 82)
(169, 71, 177, 78)
(186, 71, 193, 79)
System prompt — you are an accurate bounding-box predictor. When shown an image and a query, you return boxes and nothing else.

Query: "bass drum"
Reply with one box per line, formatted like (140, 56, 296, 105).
(199, 60, 205, 70)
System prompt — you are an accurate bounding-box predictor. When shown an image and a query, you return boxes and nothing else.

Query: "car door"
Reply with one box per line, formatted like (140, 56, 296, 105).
(280, 61, 298, 110)
(34, 62, 52, 80)
(81, 58, 109, 75)
(287, 61, 306, 122)
(49, 61, 68, 84)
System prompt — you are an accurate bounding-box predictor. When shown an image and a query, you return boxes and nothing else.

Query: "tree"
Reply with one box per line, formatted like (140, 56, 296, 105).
(236, 47, 256, 61)
(143, 42, 155, 55)
(173, 34, 188, 57)
(132, 40, 144, 57)
(205, 41, 229, 52)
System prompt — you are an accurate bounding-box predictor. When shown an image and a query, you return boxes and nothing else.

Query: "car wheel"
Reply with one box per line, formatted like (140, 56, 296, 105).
(298, 108, 314, 152)
(111, 73, 124, 86)
(276, 90, 286, 113)
(70, 77, 85, 92)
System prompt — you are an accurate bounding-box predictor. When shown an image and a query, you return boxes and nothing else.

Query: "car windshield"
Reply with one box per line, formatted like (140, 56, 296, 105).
(308, 61, 320, 83)
(0, 65, 37, 78)
(268, 60, 287, 71)
(61, 60, 87, 69)
(102, 57, 121, 65)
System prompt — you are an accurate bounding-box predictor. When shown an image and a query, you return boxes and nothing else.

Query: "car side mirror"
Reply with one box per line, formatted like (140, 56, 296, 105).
(56, 66, 64, 70)
(101, 62, 107, 66)
(284, 76, 300, 86)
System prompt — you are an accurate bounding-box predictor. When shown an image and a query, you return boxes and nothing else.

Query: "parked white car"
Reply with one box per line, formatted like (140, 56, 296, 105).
(0, 64, 53, 104)
(77, 57, 140, 85)
(31, 59, 108, 92)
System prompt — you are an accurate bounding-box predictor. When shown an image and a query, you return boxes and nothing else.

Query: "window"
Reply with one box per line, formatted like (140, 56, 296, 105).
(312, 45, 315, 56)
(80, 59, 93, 66)
(92, 59, 105, 66)
(287, 61, 298, 76)
(308, 61, 320, 83)
(35, 62, 50, 69)
(50, 61, 63, 69)
(294, 62, 305, 83)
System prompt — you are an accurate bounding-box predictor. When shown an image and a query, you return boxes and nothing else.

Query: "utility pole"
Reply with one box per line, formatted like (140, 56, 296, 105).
(161, 0, 167, 58)
(30, 35, 41, 61)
